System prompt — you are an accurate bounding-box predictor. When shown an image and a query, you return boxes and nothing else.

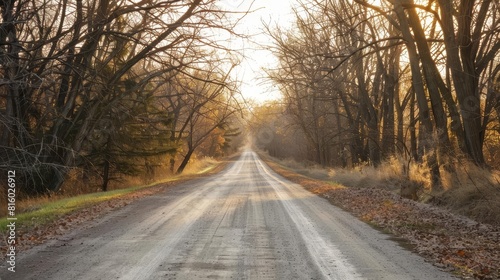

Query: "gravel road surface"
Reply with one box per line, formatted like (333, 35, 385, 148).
(1, 150, 456, 279)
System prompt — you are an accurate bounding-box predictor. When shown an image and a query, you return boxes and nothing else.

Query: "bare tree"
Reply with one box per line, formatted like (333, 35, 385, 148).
(160, 62, 241, 174)
(1, 0, 247, 194)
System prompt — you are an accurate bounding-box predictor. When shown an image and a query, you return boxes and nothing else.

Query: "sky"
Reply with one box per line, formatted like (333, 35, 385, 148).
(218, 0, 298, 104)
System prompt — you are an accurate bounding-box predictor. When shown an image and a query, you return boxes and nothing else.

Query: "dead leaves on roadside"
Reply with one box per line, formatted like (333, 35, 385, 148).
(266, 159, 500, 280)
(327, 188, 500, 279)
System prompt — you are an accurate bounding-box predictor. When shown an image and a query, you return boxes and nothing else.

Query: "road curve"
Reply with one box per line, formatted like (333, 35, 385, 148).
(1, 150, 456, 279)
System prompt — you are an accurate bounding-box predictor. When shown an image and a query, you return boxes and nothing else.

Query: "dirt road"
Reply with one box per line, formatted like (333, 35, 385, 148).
(1, 151, 456, 279)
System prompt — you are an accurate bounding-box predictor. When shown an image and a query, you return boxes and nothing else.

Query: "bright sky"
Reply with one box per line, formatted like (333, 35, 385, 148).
(219, 0, 298, 104)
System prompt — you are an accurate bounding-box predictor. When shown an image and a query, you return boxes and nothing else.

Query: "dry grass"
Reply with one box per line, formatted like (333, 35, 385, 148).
(266, 152, 500, 226)
(327, 157, 429, 192)
(439, 163, 500, 226)
(182, 156, 219, 175)
(277, 158, 333, 181)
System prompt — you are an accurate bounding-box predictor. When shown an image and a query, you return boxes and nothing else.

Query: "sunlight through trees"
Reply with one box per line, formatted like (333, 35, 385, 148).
(0, 0, 246, 194)
(255, 0, 500, 193)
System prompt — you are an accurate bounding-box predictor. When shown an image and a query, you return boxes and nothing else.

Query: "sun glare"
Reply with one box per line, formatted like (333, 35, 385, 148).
(221, 0, 297, 104)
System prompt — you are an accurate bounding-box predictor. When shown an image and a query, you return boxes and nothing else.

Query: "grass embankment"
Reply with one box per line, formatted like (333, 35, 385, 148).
(259, 152, 500, 280)
(0, 186, 148, 233)
(0, 157, 230, 254)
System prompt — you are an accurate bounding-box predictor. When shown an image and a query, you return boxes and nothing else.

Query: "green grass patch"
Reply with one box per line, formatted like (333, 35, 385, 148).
(0, 170, 208, 233)
(0, 185, 149, 233)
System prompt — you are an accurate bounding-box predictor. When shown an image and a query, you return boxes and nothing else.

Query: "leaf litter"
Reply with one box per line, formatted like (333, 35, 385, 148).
(265, 159, 500, 280)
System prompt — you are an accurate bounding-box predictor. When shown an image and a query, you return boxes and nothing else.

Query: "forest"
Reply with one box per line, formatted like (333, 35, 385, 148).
(1, 0, 499, 211)
(0, 0, 246, 196)
(251, 0, 500, 199)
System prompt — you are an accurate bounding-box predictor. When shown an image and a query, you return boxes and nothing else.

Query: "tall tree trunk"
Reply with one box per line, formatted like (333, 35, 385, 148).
(102, 159, 110, 192)
(176, 148, 194, 175)
(409, 90, 419, 162)
(394, 1, 442, 190)
(382, 60, 397, 157)
(437, 0, 487, 165)
(355, 54, 380, 166)
(405, 4, 453, 151)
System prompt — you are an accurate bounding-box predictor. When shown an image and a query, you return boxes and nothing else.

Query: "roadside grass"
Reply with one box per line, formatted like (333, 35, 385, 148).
(0, 157, 222, 234)
(262, 152, 500, 226)
(0, 186, 146, 233)
(334, 159, 500, 226)
(262, 157, 346, 196)
(182, 156, 220, 175)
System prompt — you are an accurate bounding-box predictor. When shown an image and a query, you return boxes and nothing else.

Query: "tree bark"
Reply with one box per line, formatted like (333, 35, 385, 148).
(393, 1, 442, 190)
(437, 0, 488, 165)
(176, 148, 194, 175)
